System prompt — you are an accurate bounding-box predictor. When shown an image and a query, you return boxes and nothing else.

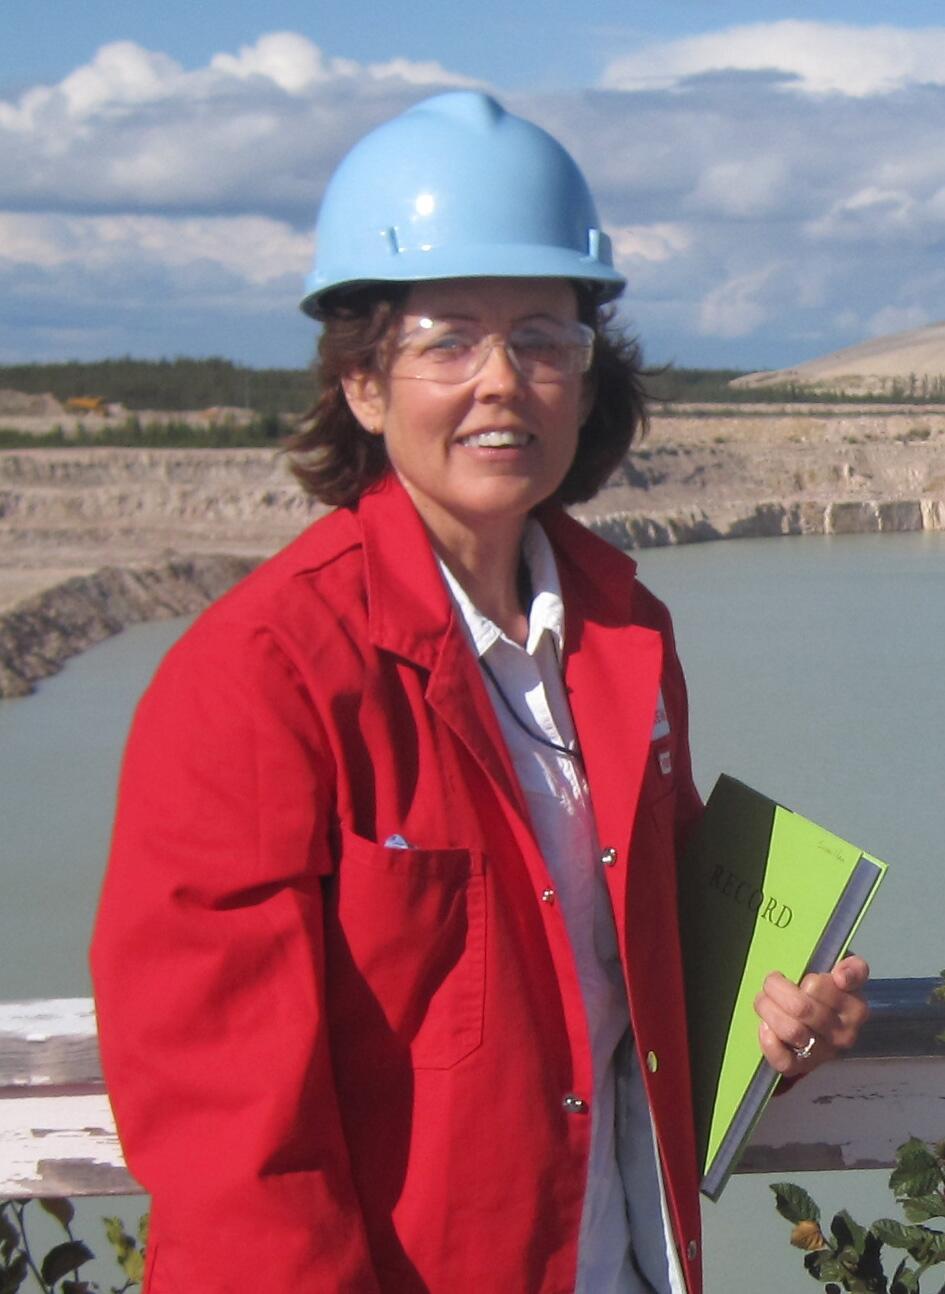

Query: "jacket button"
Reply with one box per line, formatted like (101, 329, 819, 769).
(646, 1050, 659, 1073)
(562, 1094, 589, 1114)
(600, 846, 618, 867)
(541, 887, 556, 904)
(687, 1240, 698, 1261)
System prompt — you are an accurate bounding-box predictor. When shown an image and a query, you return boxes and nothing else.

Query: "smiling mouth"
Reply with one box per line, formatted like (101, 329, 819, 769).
(457, 430, 532, 449)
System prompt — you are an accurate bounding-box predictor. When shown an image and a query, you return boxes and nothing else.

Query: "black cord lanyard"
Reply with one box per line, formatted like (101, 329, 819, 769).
(478, 654, 583, 765)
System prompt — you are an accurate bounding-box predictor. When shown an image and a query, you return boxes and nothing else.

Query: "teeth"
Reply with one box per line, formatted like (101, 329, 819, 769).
(461, 430, 530, 448)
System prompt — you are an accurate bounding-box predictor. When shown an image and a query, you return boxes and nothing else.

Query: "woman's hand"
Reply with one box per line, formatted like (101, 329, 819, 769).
(754, 954, 871, 1078)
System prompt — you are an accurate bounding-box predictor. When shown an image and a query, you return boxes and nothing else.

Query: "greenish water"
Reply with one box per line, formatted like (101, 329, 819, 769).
(0, 616, 192, 1000)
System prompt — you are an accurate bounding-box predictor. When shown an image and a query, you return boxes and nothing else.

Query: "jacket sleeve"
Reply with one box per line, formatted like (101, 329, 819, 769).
(90, 619, 382, 1293)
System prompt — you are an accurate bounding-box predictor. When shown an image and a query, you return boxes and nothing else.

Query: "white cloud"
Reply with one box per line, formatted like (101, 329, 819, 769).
(602, 21, 945, 98)
(808, 187, 911, 237)
(365, 57, 479, 87)
(210, 32, 336, 93)
(0, 35, 472, 221)
(0, 43, 183, 131)
(610, 223, 692, 265)
(0, 212, 310, 284)
(689, 156, 789, 219)
(698, 266, 780, 339)
(60, 41, 184, 115)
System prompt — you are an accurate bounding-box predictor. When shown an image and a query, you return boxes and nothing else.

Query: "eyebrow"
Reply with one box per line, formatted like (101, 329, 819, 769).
(414, 311, 566, 326)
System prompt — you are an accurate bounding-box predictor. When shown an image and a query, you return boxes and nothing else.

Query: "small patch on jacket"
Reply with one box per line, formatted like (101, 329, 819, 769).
(651, 688, 670, 741)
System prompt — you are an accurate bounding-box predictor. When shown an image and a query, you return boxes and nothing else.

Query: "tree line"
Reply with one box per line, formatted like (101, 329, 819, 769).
(0, 357, 314, 414)
(4, 357, 945, 415)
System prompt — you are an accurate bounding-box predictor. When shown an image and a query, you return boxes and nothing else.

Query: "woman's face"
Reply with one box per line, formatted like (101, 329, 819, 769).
(343, 278, 589, 550)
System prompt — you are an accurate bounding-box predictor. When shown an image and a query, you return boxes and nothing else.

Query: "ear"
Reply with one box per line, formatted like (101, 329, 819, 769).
(341, 370, 386, 436)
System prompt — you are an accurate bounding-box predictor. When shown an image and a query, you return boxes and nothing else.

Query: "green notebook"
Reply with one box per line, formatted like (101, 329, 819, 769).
(679, 775, 887, 1200)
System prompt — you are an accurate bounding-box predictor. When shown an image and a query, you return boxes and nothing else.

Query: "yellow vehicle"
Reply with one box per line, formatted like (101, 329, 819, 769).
(65, 396, 108, 414)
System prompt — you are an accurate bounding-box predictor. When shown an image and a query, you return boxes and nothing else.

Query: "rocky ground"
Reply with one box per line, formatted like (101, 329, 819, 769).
(574, 403, 945, 544)
(3, 404, 945, 694)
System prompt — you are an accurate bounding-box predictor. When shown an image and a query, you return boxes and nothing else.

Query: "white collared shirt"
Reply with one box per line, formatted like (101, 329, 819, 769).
(439, 520, 682, 1294)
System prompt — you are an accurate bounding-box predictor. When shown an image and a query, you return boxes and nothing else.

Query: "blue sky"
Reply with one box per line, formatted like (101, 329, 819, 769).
(4, 2, 945, 370)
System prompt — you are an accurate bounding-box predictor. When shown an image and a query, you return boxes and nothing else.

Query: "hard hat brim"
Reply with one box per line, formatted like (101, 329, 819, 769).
(301, 246, 625, 318)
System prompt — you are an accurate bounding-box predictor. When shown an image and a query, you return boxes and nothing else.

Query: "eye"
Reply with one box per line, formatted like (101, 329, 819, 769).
(426, 330, 475, 355)
(510, 326, 565, 362)
(405, 321, 478, 360)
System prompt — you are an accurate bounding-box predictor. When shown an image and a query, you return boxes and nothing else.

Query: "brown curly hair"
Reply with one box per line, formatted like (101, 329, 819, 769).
(285, 283, 648, 507)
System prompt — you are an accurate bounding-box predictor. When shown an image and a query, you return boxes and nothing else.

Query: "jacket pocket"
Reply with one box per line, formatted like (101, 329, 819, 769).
(333, 829, 486, 1070)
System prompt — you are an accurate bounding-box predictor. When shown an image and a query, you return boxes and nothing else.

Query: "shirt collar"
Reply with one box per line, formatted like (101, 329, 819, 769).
(438, 518, 565, 660)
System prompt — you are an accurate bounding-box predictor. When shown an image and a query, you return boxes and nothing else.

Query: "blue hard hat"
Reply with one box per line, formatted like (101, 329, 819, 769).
(300, 91, 625, 316)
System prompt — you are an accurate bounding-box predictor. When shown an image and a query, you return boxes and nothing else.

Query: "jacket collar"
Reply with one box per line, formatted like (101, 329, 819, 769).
(357, 475, 527, 814)
(357, 476, 643, 664)
(537, 503, 639, 631)
(358, 474, 454, 671)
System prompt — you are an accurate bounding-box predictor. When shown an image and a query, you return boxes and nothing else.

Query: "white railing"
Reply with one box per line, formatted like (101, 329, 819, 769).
(1, 980, 942, 1198)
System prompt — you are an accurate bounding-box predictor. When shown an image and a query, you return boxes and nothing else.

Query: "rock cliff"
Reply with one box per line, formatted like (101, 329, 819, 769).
(2, 407, 945, 695)
(0, 556, 258, 698)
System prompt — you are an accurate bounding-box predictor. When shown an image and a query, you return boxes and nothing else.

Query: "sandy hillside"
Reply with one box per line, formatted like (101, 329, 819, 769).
(733, 322, 945, 395)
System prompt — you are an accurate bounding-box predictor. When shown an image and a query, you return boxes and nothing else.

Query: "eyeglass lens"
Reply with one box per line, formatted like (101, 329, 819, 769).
(393, 319, 594, 384)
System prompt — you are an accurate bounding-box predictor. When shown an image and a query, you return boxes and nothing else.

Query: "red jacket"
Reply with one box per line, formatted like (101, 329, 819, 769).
(91, 475, 704, 1294)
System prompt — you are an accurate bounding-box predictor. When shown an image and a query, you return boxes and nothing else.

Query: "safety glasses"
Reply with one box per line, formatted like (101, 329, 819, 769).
(390, 317, 595, 385)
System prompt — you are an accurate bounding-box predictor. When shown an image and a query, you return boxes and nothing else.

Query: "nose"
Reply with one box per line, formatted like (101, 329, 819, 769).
(472, 339, 524, 395)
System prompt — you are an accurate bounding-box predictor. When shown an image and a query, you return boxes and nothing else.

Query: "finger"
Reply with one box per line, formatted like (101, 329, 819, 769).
(758, 1020, 794, 1073)
(754, 985, 836, 1056)
(798, 970, 854, 1013)
(830, 954, 870, 992)
(758, 1020, 828, 1076)
(758, 973, 867, 1052)
(778, 966, 869, 1028)
(764, 971, 843, 1020)
(800, 971, 871, 1043)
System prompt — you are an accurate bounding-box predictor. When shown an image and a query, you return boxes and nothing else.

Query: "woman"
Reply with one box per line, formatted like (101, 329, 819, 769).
(91, 92, 869, 1294)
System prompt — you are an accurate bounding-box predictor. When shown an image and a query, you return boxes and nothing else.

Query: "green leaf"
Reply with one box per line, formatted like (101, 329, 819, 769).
(903, 1193, 945, 1223)
(0, 1207, 19, 1253)
(103, 1214, 147, 1280)
(40, 1240, 93, 1286)
(833, 1210, 869, 1255)
(103, 1216, 135, 1263)
(0, 1251, 29, 1294)
(837, 1242, 861, 1272)
(873, 1219, 925, 1249)
(136, 1213, 149, 1248)
(805, 1250, 845, 1282)
(890, 1139, 942, 1199)
(873, 1218, 945, 1263)
(771, 1182, 821, 1225)
(122, 1247, 145, 1282)
(38, 1198, 75, 1231)
(920, 1232, 945, 1265)
(890, 1260, 920, 1294)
